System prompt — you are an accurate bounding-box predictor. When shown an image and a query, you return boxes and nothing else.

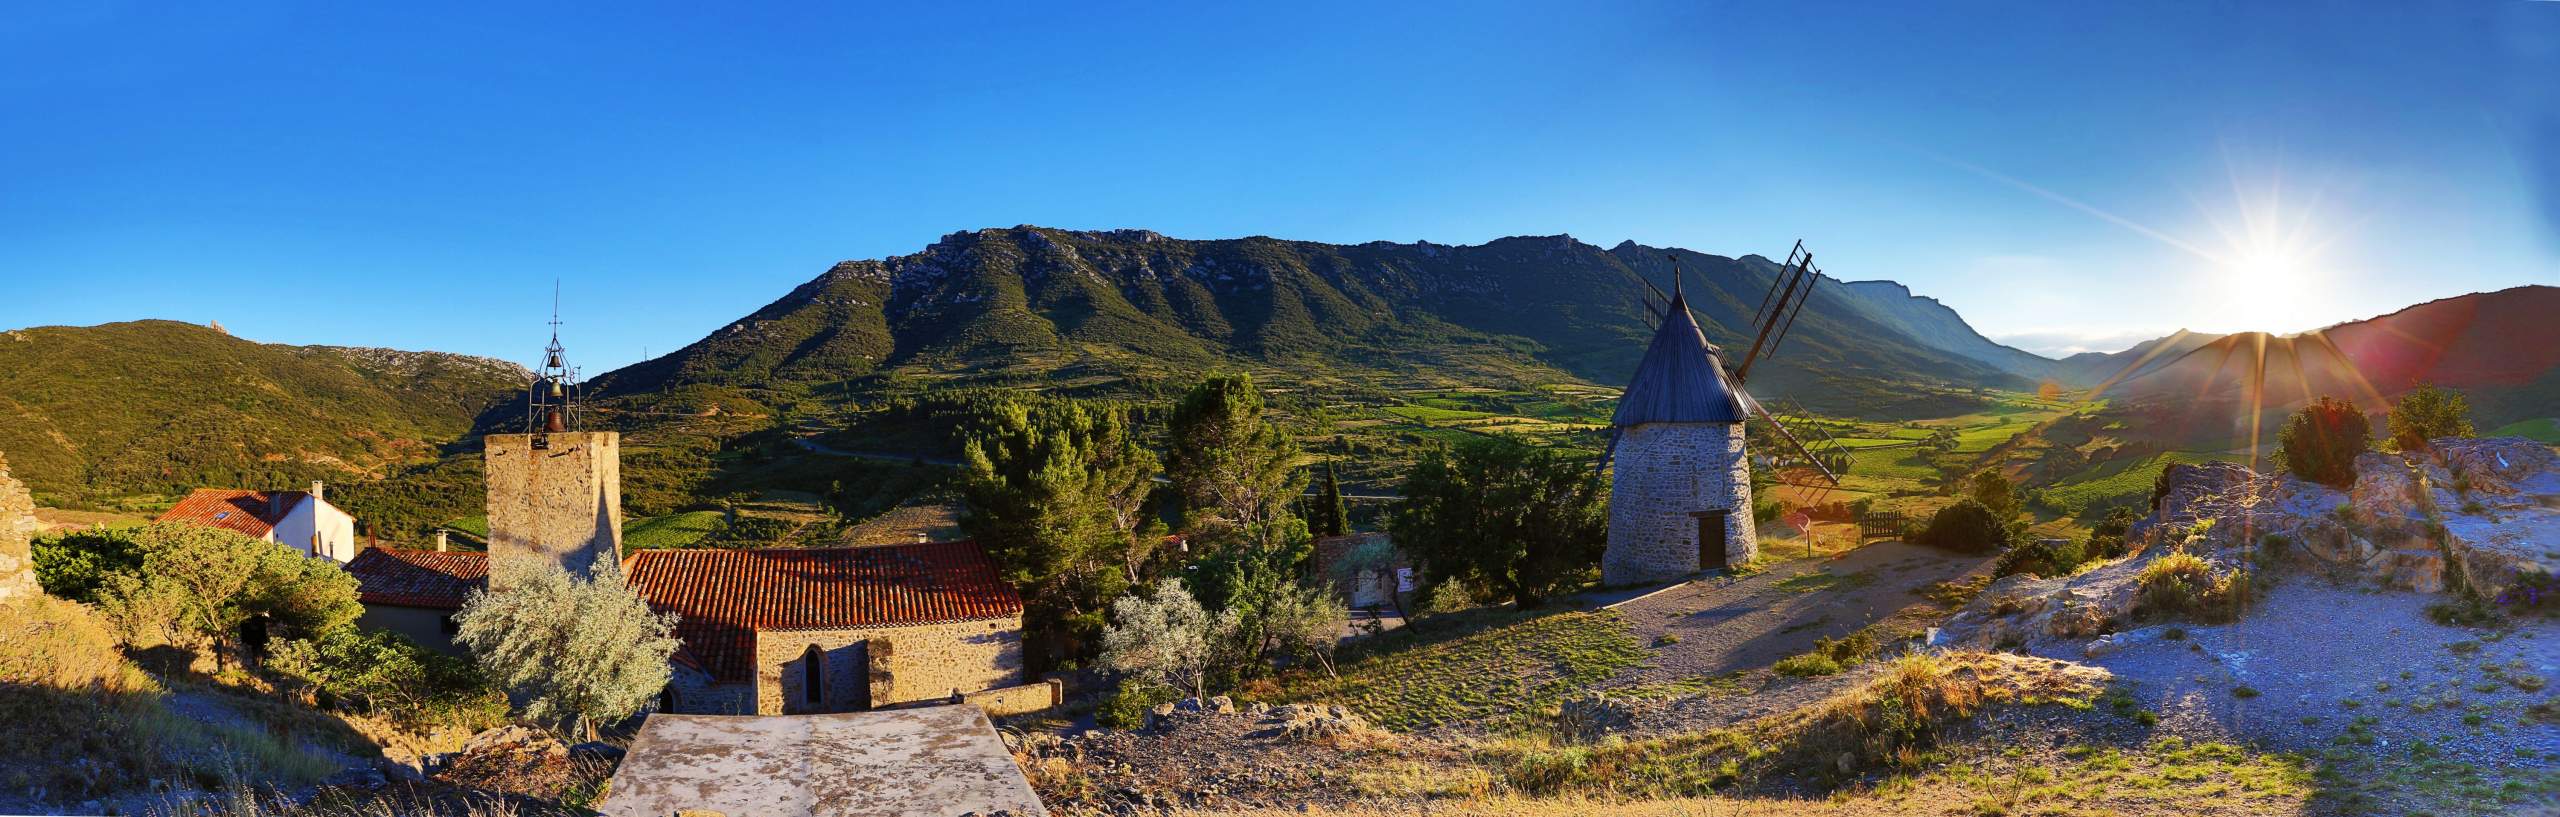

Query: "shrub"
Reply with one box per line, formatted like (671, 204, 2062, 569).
(92, 523, 362, 660)
(2386, 384, 2474, 451)
(1994, 537, 2086, 579)
(268, 627, 506, 733)
(1914, 499, 2013, 554)
(2277, 397, 2371, 488)
(29, 527, 145, 602)
(1774, 652, 1845, 677)
(455, 559, 681, 737)
(2084, 506, 2140, 560)
(2135, 553, 2249, 623)
(1098, 578, 1215, 699)
(1095, 679, 1181, 730)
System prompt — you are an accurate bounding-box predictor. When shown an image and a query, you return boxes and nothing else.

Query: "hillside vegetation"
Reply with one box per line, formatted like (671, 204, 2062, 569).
(0, 321, 524, 509)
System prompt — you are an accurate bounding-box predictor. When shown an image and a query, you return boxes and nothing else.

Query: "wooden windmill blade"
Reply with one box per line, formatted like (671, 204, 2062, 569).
(1726, 241, 1841, 487)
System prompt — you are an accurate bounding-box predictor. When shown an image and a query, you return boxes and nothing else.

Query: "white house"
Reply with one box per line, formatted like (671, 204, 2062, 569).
(156, 482, 360, 562)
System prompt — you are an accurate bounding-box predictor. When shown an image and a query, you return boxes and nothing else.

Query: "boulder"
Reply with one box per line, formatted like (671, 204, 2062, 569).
(1557, 693, 1636, 740)
(1205, 695, 1237, 714)
(2428, 437, 2560, 496)
(460, 725, 567, 761)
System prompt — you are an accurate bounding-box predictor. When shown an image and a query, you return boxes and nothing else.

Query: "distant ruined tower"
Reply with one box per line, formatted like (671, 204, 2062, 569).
(485, 314, 621, 582)
(1604, 282, 1756, 585)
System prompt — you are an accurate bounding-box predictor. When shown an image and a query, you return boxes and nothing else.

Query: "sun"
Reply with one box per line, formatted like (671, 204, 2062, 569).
(2203, 186, 2334, 334)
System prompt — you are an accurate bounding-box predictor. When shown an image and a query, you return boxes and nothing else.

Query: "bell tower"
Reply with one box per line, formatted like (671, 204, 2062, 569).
(485, 299, 622, 581)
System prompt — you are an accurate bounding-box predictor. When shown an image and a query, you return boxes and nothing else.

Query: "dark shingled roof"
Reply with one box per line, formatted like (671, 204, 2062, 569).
(345, 547, 489, 608)
(1612, 288, 1751, 426)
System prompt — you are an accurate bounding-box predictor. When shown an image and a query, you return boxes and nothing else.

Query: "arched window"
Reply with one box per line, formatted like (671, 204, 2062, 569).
(802, 645, 825, 705)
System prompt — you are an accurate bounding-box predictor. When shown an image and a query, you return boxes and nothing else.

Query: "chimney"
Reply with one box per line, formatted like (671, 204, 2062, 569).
(310, 480, 325, 502)
(434, 529, 449, 552)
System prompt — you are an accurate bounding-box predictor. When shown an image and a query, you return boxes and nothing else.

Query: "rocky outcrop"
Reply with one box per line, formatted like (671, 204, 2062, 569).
(1941, 437, 2560, 654)
(0, 453, 42, 604)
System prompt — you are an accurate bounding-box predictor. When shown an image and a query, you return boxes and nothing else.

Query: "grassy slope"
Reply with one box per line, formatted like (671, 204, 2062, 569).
(1275, 609, 1650, 731)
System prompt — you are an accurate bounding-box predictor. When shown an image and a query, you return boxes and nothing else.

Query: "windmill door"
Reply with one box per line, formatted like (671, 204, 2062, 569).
(1696, 511, 1729, 571)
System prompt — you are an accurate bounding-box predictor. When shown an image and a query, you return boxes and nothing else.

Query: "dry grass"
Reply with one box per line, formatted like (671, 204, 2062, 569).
(1476, 652, 2111, 799)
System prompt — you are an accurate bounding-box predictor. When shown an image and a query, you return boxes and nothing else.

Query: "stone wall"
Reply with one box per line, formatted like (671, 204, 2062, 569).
(355, 603, 463, 656)
(484, 432, 622, 582)
(0, 453, 40, 604)
(666, 663, 758, 715)
(1605, 422, 1755, 586)
(754, 616, 1026, 715)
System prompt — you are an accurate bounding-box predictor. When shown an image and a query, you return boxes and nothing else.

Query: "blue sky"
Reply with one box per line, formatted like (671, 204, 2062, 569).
(3, 2, 2554, 369)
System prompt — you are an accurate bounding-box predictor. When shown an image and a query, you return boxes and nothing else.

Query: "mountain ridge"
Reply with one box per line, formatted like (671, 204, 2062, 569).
(590, 226, 2055, 414)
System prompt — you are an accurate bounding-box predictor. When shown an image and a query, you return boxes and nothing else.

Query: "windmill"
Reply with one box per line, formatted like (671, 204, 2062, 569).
(1597, 242, 1849, 583)
(1601, 243, 1848, 491)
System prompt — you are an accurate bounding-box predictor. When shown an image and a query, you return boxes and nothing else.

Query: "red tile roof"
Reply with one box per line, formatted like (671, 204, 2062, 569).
(157, 488, 306, 538)
(338, 541, 1024, 685)
(345, 547, 490, 608)
(625, 542, 1023, 683)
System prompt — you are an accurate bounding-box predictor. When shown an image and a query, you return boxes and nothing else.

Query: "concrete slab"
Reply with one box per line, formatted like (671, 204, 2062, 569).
(600, 704, 1047, 817)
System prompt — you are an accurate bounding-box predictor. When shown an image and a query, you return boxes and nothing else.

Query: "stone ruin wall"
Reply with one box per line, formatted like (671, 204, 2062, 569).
(1605, 421, 1755, 586)
(0, 453, 40, 604)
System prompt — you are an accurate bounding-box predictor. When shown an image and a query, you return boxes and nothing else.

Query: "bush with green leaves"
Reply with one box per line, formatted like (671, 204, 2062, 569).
(2386, 383, 2473, 451)
(1390, 434, 1605, 607)
(30, 527, 145, 602)
(268, 627, 506, 733)
(92, 523, 362, 663)
(959, 398, 1162, 669)
(2083, 506, 2140, 560)
(1994, 536, 2087, 579)
(2277, 396, 2370, 488)
(1095, 679, 1180, 729)
(2135, 552, 2250, 623)
(1912, 499, 2012, 555)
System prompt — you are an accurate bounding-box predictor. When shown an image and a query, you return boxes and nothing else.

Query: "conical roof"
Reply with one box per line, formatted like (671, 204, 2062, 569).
(1612, 288, 1751, 426)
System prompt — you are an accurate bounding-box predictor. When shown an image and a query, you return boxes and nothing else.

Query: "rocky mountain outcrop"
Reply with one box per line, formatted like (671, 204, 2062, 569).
(0, 453, 40, 604)
(1941, 436, 2559, 653)
(588, 226, 2046, 410)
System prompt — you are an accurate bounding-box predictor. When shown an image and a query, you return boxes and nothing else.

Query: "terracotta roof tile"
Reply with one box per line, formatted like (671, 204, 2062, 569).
(337, 541, 1023, 685)
(157, 488, 305, 538)
(345, 547, 489, 609)
(626, 542, 1023, 684)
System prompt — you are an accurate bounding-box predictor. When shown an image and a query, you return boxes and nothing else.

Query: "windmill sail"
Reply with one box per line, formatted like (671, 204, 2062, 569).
(1724, 244, 1842, 488)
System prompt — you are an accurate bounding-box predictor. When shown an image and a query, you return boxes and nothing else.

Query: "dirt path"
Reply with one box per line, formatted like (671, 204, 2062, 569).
(1608, 540, 1992, 684)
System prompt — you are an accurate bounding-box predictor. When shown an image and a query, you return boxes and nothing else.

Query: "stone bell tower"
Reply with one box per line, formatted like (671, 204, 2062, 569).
(486, 314, 621, 582)
(1604, 281, 1755, 585)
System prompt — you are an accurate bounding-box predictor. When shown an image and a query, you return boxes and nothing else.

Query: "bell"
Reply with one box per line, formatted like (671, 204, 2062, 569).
(544, 407, 566, 433)
(548, 379, 565, 398)
(546, 351, 563, 368)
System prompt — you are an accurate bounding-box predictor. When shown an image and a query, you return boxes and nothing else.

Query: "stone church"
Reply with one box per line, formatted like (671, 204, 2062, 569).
(1604, 283, 1757, 586)
(346, 339, 1049, 716)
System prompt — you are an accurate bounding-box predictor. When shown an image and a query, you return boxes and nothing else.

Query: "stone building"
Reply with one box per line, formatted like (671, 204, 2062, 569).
(155, 483, 361, 562)
(1604, 283, 1756, 585)
(346, 540, 1031, 714)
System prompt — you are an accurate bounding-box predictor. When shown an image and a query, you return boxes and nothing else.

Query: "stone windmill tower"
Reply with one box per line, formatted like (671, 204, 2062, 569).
(1603, 245, 1845, 585)
(1603, 278, 1757, 585)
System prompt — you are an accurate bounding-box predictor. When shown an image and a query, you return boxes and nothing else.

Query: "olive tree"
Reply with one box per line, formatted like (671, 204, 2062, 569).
(455, 558, 680, 737)
(1097, 578, 1214, 699)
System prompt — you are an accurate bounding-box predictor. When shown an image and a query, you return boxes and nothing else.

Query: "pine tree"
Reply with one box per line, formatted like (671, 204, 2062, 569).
(958, 399, 1163, 666)
(1166, 374, 1308, 562)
